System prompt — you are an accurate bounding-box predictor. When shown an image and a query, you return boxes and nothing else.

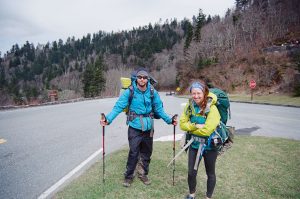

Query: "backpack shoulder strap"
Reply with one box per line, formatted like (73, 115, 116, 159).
(150, 85, 155, 111)
(128, 85, 134, 108)
(150, 85, 154, 99)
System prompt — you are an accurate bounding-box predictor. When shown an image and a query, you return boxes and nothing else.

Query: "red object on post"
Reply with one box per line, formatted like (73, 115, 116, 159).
(249, 80, 256, 89)
(249, 80, 256, 101)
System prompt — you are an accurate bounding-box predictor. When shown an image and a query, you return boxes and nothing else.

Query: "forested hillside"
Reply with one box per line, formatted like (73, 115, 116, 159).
(0, 0, 299, 106)
(0, 19, 185, 105)
(179, 0, 300, 95)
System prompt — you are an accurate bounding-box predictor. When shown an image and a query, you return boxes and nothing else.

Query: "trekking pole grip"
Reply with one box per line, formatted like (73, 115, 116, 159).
(101, 113, 106, 145)
(172, 114, 178, 125)
(101, 113, 107, 122)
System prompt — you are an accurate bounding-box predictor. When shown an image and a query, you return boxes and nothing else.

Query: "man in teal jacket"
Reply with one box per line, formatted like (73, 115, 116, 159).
(101, 68, 177, 187)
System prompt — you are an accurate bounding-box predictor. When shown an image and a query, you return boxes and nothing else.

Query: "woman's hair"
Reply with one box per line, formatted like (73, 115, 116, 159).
(190, 80, 209, 115)
(200, 85, 209, 115)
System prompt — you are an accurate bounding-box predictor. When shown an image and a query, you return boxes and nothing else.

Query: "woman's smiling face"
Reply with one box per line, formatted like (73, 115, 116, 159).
(191, 87, 204, 105)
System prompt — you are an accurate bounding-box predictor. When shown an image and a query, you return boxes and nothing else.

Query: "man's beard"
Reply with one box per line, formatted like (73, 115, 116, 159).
(137, 82, 147, 89)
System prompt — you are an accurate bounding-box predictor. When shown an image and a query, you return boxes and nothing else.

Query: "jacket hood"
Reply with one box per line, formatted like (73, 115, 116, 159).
(208, 92, 217, 106)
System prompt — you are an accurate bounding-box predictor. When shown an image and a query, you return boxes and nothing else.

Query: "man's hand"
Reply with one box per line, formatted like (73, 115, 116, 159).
(172, 114, 178, 126)
(100, 119, 108, 126)
(100, 113, 108, 126)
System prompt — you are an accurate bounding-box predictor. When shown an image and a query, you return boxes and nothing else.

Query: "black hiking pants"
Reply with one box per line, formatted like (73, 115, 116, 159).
(124, 126, 153, 179)
(188, 147, 218, 198)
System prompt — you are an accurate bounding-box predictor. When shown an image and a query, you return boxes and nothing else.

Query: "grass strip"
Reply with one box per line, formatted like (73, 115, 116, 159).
(55, 136, 300, 199)
(228, 94, 300, 107)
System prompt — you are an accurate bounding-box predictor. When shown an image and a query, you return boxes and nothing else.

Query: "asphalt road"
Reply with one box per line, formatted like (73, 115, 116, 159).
(0, 93, 299, 199)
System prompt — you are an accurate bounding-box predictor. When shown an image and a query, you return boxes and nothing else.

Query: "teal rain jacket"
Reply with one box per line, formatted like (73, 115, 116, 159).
(106, 81, 172, 131)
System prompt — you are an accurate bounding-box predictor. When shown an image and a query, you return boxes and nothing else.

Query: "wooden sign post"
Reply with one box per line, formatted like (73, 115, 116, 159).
(249, 80, 256, 101)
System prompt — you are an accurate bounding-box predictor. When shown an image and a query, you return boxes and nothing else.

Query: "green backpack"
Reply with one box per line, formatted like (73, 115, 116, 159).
(209, 88, 230, 125)
(208, 88, 233, 153)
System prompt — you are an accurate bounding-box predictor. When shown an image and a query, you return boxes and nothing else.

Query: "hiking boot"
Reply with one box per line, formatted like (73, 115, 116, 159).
(138, 175, 151, 185)
(184, 194, 195, 199)
(122, 178, 133, 187)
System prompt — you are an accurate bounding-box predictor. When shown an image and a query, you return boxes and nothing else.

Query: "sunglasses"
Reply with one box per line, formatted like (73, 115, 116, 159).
(137, 76, 148, 80)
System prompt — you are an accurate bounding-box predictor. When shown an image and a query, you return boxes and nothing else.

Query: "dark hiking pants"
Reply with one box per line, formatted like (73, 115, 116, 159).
(188, 147, 218, 198)
(124, 126, 153, 179)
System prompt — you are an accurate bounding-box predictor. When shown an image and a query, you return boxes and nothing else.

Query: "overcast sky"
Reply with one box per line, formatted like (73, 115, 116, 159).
(0, 0, 235, 55)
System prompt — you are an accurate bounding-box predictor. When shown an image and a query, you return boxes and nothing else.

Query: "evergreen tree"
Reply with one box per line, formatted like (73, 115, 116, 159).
(225, 9, 231, 18)
(22, 41, 35, 62)
(184, 21, 193, 50)
(82, 57, 106, 97)
(9, 57, 21, 68)
(50, 41, 60, 64)
(235, 0, 250, 11)
(206, 15, 212, 24)
(11, 44, 21, 56)
(93, 57, 105, 95)
(82, 63, 93, 97)
(170, 19, 178, 28)
(0, 64, 6, 88)
(194, 9, 206, 42)
(181, 18, 192, 36)
(32, 53, 46, 75)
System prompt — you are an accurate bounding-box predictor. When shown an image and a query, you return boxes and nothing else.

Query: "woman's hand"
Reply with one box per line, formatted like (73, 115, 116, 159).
(195, 124, 205, 129)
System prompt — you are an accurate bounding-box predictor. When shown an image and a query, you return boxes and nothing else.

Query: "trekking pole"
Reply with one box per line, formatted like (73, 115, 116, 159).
(172, 114, 178, 186)
(101, 113, 106, 184)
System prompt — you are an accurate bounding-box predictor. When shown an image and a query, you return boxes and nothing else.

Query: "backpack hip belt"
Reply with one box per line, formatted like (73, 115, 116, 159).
(191, 135, 207, 143)
(127, 111, 154, 132)
(127, 111, 154, 122)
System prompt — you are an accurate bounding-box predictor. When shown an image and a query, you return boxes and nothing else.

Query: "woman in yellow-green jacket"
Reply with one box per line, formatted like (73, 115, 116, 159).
(180, 81, 220, 199)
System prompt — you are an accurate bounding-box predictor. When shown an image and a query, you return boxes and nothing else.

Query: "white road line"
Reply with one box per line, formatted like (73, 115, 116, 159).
(38, 134, 182, 199)
(38, 148, 103, 199)
(154, 133, 184, 142)
(181, 102, 187, 108)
